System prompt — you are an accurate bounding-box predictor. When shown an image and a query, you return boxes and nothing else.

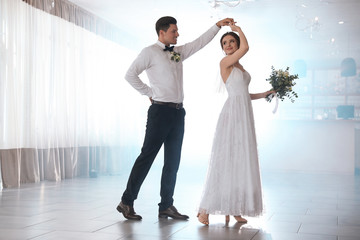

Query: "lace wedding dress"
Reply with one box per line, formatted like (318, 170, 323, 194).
(198, 67, 263, 217)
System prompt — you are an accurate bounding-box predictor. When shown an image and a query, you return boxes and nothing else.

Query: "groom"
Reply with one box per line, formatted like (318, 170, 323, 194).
(117, 16, 234, 220)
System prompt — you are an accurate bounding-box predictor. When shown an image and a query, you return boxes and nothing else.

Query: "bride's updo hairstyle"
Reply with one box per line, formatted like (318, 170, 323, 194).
(220, 32, 240, 49)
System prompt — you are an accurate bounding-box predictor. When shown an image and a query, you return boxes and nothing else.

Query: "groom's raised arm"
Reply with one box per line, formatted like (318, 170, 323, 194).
(177, 18, 234, 61)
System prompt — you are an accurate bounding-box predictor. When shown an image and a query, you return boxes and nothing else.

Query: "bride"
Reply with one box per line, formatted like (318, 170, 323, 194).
(197, 21, 274, 225)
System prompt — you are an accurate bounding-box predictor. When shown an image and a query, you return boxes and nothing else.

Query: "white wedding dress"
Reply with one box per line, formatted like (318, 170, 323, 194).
(198, 67, 263, 217)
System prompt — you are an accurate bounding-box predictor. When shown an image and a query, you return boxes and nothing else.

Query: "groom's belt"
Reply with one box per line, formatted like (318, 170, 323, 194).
(151, 100, 183, 109)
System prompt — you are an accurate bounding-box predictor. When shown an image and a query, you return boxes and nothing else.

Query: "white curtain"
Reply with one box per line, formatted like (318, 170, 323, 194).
(0, 0, 146, 188)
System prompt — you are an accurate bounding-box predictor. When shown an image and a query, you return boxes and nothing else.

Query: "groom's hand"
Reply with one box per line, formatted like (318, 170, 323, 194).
(216, 18, 235, 28)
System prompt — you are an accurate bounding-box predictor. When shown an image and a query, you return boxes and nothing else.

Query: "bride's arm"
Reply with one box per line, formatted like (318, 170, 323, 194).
(220, 24, 249, 69)
(250, 90, 275, 100)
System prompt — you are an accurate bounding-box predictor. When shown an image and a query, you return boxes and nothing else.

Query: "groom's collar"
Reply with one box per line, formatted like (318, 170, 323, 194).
(156, 41, 167, 50)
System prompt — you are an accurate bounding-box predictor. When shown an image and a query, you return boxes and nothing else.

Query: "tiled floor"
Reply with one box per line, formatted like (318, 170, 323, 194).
(1, 167, 360, 240)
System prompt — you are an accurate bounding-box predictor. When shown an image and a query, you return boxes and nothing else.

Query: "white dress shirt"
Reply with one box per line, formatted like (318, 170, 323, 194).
(125, 24, 220, 103)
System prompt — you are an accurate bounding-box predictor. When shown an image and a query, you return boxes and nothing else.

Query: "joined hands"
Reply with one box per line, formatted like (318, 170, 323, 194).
(216, 18, 235, 28)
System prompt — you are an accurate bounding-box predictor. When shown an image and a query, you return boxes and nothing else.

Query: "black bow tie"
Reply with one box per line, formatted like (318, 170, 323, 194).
(164, 46, 174, 52)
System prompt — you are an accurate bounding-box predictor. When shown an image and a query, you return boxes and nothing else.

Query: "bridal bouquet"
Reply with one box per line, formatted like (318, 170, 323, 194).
(266, 66, 299, 103)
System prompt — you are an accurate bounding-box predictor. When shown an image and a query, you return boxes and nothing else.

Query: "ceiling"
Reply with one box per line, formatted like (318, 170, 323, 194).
(67, 0, 360, 70)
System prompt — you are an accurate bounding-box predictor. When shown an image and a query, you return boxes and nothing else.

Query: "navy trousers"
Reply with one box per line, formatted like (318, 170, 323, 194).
(121, 104, 186, 211)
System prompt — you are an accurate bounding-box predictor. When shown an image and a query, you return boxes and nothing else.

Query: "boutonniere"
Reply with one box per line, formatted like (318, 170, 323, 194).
(170, 51, 181, 62)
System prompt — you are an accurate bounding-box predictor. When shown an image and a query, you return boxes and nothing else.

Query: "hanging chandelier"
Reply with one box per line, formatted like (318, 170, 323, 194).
(295, 3, 323, 39)
(209, 0, 254, 8)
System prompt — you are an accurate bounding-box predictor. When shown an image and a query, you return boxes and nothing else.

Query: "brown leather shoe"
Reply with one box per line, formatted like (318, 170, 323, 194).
(158, 206, 189, 220)
(116, 201, 142, 220)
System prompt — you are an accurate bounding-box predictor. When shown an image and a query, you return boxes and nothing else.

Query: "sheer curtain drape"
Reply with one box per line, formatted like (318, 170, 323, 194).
(0, 0, 145, 188)
(21, 0, 125, 45)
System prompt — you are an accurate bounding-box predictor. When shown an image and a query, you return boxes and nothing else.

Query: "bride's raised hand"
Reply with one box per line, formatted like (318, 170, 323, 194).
(216, 18, 234, 27)
(229, 22, 240, 32)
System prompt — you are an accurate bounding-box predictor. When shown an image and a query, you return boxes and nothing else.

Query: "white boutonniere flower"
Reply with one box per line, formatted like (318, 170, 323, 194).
(170, 51, 181, 62)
